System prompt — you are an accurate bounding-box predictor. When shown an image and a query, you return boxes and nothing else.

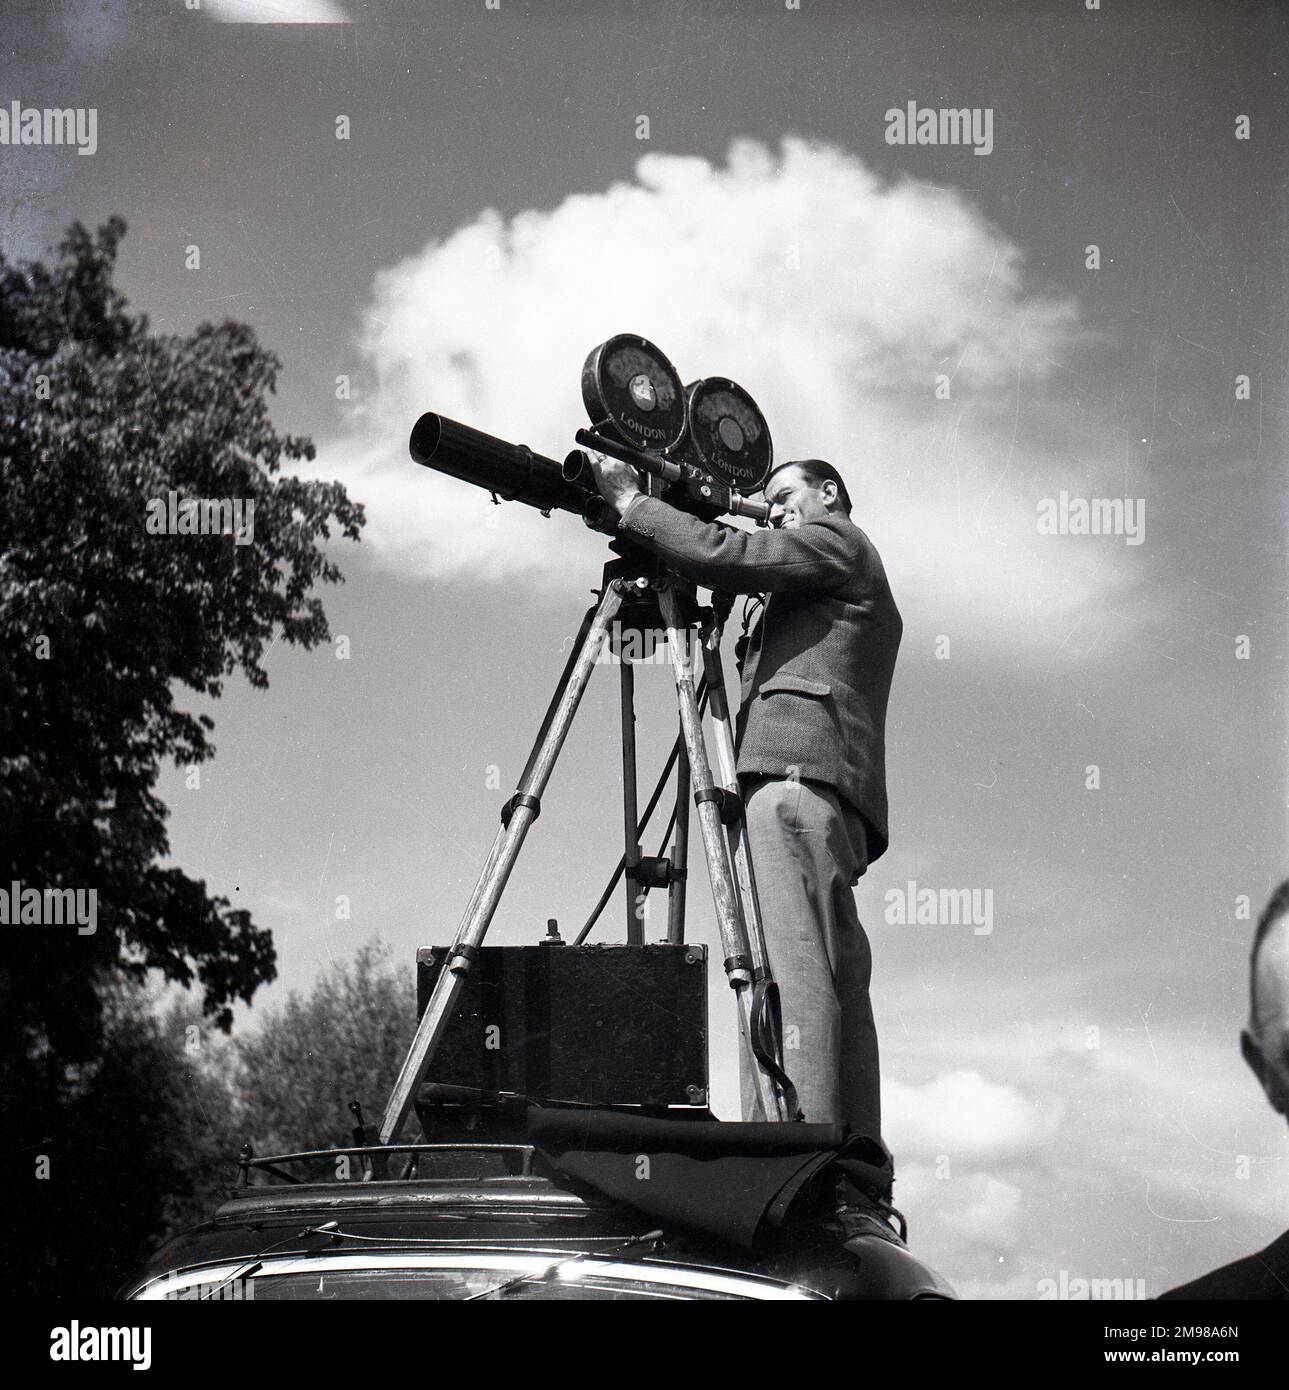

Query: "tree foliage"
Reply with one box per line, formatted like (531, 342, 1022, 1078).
(230, 940, 417, 1157)
(0, 217, 363, 1057)
(16, 944, 414, 1297)
(0, 219, 364, 1293)
(27, 986, 238, 1298)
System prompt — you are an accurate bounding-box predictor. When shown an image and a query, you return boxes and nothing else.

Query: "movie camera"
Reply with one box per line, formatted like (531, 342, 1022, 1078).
(408, 334, 775, 527)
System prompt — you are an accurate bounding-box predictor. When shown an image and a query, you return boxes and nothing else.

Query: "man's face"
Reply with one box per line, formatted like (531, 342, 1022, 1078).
(765, 465, 835, 529)
(1243, 913, 1289, 1127)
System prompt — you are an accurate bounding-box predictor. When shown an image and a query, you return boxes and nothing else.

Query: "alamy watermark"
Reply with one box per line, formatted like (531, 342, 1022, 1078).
(559, 624, 701, 667)
(885, 102, 994, 156)
(50, 1323, 150, 1369)
(0, 881, 97, 934)
(1037, 492, 1145, 545)
(1037, 1270, 1147, 1301)
(145, 491, 255, 546)
(884, 880, 993, 936)
(0, 101, 97, 156)
(164, 1276, 255, 1301)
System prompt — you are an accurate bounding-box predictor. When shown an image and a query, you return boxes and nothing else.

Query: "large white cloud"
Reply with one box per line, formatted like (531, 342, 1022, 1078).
(316, 137, 1137, 650)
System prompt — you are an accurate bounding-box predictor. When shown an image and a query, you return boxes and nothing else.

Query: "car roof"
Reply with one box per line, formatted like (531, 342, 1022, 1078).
(127, 1174, 734, 1292)
(123, 1153, 957, 1301)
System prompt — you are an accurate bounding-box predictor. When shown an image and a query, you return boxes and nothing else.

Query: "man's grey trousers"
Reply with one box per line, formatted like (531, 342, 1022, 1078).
(738, 775, 882, 1140)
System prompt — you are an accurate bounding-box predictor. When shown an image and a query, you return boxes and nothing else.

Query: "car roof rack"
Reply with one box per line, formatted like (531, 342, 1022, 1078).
(237, 1141, 537, 1186)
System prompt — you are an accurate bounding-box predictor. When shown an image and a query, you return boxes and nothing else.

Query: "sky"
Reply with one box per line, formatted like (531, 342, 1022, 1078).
(2, 0, 1287, 1299)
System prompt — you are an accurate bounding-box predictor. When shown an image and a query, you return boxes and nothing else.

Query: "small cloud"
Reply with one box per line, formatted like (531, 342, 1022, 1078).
(941, 1173, 1025, 1246)
(885, 1068, 1055, 1163)
(894, 1162, 1027, 1294)
(204, 0, 351, 22)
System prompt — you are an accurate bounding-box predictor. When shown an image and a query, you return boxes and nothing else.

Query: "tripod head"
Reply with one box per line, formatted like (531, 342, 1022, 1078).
(408, 334, 775, 530)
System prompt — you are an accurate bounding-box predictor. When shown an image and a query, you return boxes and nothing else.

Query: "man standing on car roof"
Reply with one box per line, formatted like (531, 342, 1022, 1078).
(591, 452, 902, 1146)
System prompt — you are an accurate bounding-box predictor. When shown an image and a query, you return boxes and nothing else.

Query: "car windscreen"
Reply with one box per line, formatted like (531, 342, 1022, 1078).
(135, 1253, 815, 1301)
(249, 1269, 736, 1300)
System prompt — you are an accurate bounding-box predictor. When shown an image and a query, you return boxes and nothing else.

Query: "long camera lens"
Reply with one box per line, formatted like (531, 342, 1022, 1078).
(409, 412, 592, 516)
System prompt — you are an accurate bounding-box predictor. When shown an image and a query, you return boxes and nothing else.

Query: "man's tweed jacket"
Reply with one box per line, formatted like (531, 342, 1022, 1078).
(619, 494, 902, 864)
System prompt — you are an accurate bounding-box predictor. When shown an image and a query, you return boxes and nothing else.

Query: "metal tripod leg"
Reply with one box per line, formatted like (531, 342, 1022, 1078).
(620, 657, 644, 944)
(666, 732, 690, 944)
(379, 581, 626, 1145)
(698, 607, 798, 1121)
(656, 585, 787, 1122)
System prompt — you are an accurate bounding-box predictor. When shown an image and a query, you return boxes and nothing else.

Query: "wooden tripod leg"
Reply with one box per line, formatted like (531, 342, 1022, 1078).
(698, 607, 794, 1121)
(666, 733, 690, 944)
(657, 586, 786, 1122)
(620, 657, 643, 944)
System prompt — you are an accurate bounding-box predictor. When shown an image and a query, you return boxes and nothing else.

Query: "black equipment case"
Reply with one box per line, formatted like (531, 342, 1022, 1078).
(414, 943, 708, 1107)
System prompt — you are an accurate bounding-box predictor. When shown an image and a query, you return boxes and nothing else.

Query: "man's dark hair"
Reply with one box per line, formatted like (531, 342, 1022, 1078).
(1252, 878, 1289, 969)
(765, 458, 853, 513)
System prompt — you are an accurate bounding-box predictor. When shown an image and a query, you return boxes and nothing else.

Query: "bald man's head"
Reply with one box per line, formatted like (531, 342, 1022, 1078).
(1241, 880, 1289, 1126)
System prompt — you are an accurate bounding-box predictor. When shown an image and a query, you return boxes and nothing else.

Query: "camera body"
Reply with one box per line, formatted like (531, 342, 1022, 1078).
(409, 334, 775, 529)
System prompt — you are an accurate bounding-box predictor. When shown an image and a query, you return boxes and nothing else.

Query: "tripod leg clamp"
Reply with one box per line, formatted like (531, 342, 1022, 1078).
(501, 792, 541, 828)
(627, 855, 673, 889)
(693, 784, 745, 827)
(448, 943, 480, 974)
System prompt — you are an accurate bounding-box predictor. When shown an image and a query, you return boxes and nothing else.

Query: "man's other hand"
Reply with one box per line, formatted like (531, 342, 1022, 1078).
(589, 452, 644, 516)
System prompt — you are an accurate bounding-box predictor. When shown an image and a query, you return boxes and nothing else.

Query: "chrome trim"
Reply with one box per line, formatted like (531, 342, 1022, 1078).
(131, 1252, 820, 1302)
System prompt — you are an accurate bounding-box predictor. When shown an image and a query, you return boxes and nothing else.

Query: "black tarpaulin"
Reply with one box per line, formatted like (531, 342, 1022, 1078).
(527, 1108, 847, 1253)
